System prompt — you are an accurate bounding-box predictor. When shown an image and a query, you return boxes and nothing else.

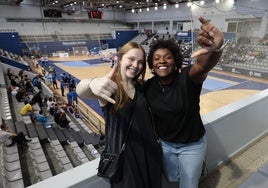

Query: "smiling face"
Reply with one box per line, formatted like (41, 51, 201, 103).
(152, 48, 176, 79)
(120, 48, 145, 81)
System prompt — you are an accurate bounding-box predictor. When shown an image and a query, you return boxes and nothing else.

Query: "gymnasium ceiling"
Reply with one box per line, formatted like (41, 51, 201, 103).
(1, 0, 201, 11)
(40, 0, 201, 10)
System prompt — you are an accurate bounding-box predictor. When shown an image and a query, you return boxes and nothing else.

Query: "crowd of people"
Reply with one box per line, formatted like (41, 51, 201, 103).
(3, 56, 82, 133)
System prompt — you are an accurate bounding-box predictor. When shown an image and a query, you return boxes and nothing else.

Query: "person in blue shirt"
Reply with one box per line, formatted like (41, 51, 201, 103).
(36, 110, 55, 127)
(66, 89, 73, 105)
(52, 73, 58, 89)
(71, 88, 78, 105)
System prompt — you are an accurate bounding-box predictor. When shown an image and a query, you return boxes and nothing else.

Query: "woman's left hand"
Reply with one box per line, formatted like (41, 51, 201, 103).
(191, 16, 224, 58)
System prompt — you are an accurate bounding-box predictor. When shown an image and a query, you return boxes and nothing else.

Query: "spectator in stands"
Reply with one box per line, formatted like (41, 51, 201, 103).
(25, 78, 35, 94)
(32, 75, 42, 90)
(51, 73, 58, 89)
(49, 102, 56, 116)
(8, 85, 19, 96)
(73, 105, 81, 119)
(31, 90, 43, 107)
(46, 97, 55, 112)
(20, 101, 37, 120)
(76, 41, 162, 187)
(15, 88, 28, 103)
(7, 68, 14, 80)
(71, 88, 78, 105)
(58, 112, 70, 129)
(18, 69, 25, 80)
(54, 107, 62, 125)
(0, 123, 31, 147)
(60, 80, 65, 96)
(10, 75, 20, 87)
(66, 89, 73, 105)
(66, 104, 74, 114)
(36, 110, 54, 127)
(60, 72, 68, 84)
(68, 76, 76, 89)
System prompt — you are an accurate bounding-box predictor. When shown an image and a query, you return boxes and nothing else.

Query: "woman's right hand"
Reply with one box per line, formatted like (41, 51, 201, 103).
(90, 64, 118, 104)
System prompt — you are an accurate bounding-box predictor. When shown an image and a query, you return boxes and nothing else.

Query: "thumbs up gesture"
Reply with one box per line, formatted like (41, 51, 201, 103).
(90, 64, 118, 104)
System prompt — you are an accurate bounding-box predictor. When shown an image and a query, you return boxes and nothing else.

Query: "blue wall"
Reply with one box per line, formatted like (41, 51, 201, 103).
(1, 30, 138, 56)
(0, 32, 22, 55)
(115, 30, 139, 48)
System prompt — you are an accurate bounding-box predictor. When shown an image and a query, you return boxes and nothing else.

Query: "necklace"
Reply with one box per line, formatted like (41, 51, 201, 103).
(158, 82, 170, 92)
(157, 75, 175, 92)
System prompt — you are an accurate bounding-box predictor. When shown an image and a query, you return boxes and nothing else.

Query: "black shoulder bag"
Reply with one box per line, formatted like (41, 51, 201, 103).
(97, 98, 135, 183)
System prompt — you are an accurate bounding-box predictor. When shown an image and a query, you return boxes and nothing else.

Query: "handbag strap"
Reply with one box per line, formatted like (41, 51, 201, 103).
(120, 93, 136, 153)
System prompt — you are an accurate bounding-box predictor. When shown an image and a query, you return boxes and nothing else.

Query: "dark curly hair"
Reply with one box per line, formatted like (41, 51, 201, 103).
(147, 39, 183, 74)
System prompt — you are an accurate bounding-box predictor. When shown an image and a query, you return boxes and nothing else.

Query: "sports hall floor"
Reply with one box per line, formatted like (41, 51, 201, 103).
(48, 55, 268, 188)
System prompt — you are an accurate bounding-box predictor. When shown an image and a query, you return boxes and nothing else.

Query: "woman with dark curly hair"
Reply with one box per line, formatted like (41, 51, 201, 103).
(144, 17, 224, 188)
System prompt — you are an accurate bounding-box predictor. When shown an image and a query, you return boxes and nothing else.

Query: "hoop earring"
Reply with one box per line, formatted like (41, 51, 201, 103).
(151, 69, 155, 74)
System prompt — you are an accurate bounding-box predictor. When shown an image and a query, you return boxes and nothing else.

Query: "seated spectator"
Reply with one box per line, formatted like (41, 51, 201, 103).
(31, 90, 43, 107)
(58, 112, 70, 129)
(49, 102, 56, 116)
(0, 123, 31, 147)
(46, 97, 54, 111)
(7, 68, 14, 80)
(36, 110, 55, 127)
(25, 78, 34, 94)
(10, 75, 19, 87)
(73, 105, 81, 119)
(8, 86, 19, 96)
(54, 108, 62, 125)
(16, 88, 28, 103)
(32, 75, 42, 90)
(66, 104, 74, 114)
(20, 101, 37, 120)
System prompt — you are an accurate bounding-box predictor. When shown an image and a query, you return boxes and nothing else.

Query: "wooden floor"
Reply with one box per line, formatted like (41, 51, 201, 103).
(50, 55, 268, 116)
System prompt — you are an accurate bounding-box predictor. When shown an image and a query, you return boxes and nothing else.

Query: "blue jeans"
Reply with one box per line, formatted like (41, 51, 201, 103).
(161, 136, 207, 188)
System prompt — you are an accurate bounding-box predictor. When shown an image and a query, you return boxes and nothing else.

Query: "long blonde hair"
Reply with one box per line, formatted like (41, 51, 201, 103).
(111, 41, 146, 112)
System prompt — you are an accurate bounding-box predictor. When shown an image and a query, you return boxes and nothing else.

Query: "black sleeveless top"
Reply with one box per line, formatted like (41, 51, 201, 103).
(101, 84, 162, 188)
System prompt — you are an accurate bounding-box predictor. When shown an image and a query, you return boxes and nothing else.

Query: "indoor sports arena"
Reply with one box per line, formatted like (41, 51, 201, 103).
(0, 0, 268, 187)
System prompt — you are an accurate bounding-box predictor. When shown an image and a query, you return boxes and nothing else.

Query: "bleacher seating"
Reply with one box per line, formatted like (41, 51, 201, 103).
(0, 51, 102, 187)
